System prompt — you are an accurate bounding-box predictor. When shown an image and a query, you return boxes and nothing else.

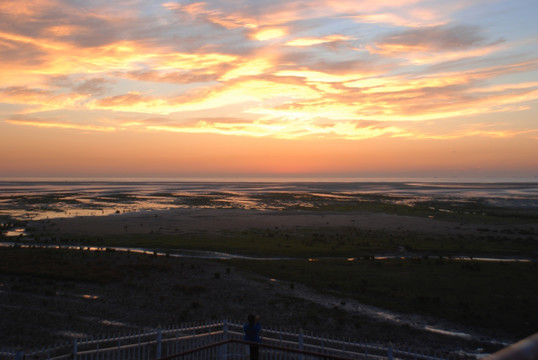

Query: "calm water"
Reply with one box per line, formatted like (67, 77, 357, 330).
(0, 180, 537, 221)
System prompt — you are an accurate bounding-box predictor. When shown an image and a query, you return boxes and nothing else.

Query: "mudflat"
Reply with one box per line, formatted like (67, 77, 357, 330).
(30, 207, 536, 240)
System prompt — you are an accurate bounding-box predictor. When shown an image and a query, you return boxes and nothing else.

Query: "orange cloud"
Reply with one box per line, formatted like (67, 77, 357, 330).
(0, 0, 58, 17)
(0, 86, 89, 112)
(6, 116, 116, 132)
(274, 69, 363, 83)
(350, 12, 440, 28)
(89, 79, 321, 115)
(145, 121, 408, 140)
(219, 57, 275, 81)
(1, 0, 537, 149)
(251, 28, 288, 41)
(398, 125, 538, 140)
(368, 24, 506, 64)
(285, 35, 352, 47)
(0, 31, 152, 77)
(163, 1, 257, 29)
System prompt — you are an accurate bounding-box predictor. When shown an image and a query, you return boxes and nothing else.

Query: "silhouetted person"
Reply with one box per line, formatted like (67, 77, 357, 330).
(243, 314, 261, 360)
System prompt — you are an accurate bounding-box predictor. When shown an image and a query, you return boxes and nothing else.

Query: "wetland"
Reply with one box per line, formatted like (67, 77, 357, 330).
(1, 181, 537, 356)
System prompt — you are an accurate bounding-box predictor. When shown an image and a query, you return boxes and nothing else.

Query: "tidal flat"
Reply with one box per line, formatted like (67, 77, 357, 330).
(1, 181, 537, 355)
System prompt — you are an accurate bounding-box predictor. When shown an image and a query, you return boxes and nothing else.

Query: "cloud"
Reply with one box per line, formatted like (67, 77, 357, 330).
(250, 27, 288, 41)
(400, 124, 538, 140)
(0, 1, 122, 48)
(89, 78, 322, 114)
(1, 0, 537, 146)
(5, 115, 116, 132)
(350, 12, 432, 27)
(346, 0, 478, 28)
(0, 33, 48, 67)
(381, 24, 484, 50)
(219, 57, 275, 81)
(285, 35, 352, 47)
(163, 1, 257, 29)
(126, 70, 218, 84)
(372, 24, 503, 55)
(125, 115, 411, 140)
(92, 92, 163, 111)
(274, 70, 362, 83)
(0, 0, 58, 17)
(365, 24, 507, 65)
(50, 76, 112, 96)
(0, 86, 89, 112)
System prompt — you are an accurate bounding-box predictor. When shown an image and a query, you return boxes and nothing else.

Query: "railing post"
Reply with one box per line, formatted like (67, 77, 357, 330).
(15, 350, 24, 360)
(220, 320, 228, 360)
(299, 329, 304, 360)
(388, 342, 393, 360)
(156, 328, 162, 360)
(73, 339, 78, 360)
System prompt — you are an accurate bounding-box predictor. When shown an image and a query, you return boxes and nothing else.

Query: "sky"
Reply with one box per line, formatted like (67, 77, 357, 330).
(1, 0, 537, 181)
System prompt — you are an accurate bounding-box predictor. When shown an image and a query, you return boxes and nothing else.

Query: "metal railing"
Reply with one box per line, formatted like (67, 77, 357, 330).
(5, 320, 533, 360)
(159, 339, 358, 360)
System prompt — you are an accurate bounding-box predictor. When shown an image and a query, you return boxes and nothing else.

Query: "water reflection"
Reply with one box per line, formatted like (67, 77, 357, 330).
(1, 181, 536, 221)
(0, 242, 290, 260)
(0, 242, 531, 263)
(4, 228, 27, 237)
(423, 326, 473, 340)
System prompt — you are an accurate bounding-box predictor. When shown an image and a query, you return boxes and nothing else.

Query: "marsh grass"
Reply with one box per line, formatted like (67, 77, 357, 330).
(290, 198, 538, 224)
(0, 245, 536, 349)
(0, 247, 125, 284)
(35, 226, 538, 339)
(226, 257, 538, 339)
(53, 225, 538, 258)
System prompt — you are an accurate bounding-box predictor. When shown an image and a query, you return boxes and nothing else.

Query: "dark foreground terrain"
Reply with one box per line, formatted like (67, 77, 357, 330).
(1, 186, 537, 357)
(0, 244, 535, 357)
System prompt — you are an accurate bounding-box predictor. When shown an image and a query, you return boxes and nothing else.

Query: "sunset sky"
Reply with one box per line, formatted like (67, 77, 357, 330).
(1, 0, 537, 180)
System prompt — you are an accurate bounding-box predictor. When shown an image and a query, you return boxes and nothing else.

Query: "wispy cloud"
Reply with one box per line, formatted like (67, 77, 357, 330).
(285, 35, 352, 47)
(6, 115, 117, 132)
(0, 86, 89, 112)
(1, 0, 537, 144)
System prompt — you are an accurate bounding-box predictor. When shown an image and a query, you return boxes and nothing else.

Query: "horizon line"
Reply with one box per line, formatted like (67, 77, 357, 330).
(1, 176, 537, 184)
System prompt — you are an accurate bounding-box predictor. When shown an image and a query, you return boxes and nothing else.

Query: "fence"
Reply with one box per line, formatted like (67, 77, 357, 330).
(0, 320, 460, 360)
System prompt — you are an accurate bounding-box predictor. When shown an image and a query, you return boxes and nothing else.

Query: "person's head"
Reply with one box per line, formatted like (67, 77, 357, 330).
(248, 313, 255, 324)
